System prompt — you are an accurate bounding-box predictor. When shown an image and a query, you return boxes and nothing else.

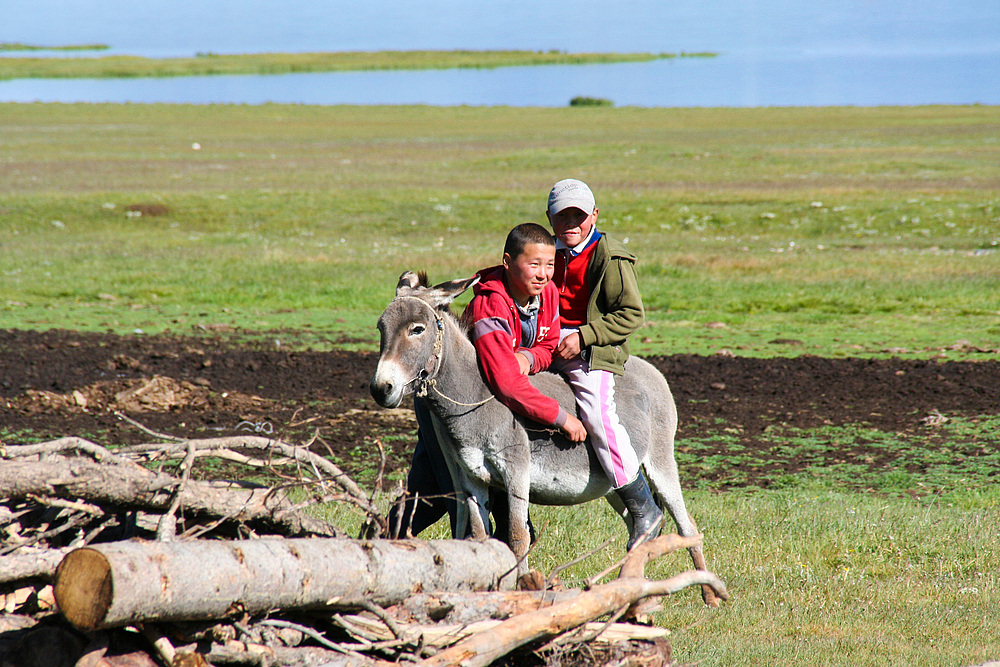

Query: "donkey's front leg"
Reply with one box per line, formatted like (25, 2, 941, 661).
(429, 413, 490, 540)
(506, 475, 532, 578)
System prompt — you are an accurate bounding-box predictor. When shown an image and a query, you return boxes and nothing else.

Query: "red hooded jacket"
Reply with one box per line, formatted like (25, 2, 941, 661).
(461, 266, 568, 428)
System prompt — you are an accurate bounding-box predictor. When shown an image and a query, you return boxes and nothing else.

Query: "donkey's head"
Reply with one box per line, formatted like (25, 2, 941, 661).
(369, 271, 479, 408)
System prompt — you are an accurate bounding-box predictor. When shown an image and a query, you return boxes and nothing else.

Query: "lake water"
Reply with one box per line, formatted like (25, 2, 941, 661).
(2, 0, 999, 107)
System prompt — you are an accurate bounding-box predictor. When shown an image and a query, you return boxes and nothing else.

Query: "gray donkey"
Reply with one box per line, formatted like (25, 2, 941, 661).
(370, 271, 717, 604)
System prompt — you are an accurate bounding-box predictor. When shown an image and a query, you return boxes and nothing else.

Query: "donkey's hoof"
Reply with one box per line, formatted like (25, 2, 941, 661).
(702, 585, 724, 608)
(516, 569, 545, 591)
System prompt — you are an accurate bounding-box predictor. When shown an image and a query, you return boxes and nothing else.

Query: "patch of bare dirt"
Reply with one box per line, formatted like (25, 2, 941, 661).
(2, 328, 999, 487)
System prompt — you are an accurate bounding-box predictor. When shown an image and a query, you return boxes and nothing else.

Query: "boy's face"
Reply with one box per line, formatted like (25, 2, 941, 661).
(547, 206, 598, 248)
(503, 242, 556, 306)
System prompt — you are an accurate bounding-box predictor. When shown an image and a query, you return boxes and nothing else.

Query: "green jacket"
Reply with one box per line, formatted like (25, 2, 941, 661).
(576, 233, 645, 375)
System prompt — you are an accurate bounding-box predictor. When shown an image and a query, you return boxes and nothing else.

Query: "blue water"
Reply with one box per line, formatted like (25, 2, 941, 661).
(2, 0, 998, 107)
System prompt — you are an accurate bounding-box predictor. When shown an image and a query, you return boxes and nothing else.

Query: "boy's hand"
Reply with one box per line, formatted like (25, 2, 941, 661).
(556, 332, 583, 360)
(515, 351, 531, 375)
(562, 414, 588, 442)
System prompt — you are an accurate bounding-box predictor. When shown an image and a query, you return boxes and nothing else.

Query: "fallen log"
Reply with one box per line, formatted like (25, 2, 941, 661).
(6, 434, 377, 517)
(419, 571, 725, 667)
(393, 589, 586, 625)
(54, 538, 517, 631)
(0, 546, 75, 584)
(418, 534, 729, 667)
(205, 640, 387, 667)
(0, 457, 339, 538)
(387, 533, 723, 627)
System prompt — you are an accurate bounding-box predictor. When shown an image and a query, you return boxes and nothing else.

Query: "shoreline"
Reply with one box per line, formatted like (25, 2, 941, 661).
(0, 49, 716, 81)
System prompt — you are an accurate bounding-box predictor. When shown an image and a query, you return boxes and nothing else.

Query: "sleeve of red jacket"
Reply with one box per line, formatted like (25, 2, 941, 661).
(468, 292, 568, 429)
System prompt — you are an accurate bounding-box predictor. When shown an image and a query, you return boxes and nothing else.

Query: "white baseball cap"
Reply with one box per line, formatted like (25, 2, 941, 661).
(547, 179, 596, 216)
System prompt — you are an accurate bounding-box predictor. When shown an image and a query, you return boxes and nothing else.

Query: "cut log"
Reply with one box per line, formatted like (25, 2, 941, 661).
(0, 457, 339, 537)
(54, 538, 517, 630)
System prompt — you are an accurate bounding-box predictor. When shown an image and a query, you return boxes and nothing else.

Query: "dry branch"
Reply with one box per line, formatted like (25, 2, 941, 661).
(0, 456, 339, 538)
(205, 640, 387, 667)
(339, 613, 668, 647)
(7, 432, 378, 518)
(54, 537, 518, 630)
(113, 435, 372, 505)
(4, 437, 131, 464)
(418, 534, 728, 667)
(3, 428, 728, 667)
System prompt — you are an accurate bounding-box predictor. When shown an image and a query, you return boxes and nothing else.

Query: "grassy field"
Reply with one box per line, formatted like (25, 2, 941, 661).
(328, 470, 1000, 667)
(1, 103, 998, 357)
(2, 102, 999, 665)
(0, 42, 110, 52)
(0, 49, 712, 80)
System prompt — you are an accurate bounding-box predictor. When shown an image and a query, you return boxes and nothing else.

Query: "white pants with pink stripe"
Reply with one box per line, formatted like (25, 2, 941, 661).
(552, 329, 640, 489)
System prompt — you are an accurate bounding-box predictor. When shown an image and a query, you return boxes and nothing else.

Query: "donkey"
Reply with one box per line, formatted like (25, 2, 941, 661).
(370, 271, 716, 604)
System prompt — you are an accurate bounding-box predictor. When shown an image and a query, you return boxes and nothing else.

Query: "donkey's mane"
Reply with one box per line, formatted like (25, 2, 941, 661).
(442, 298, 472, 339)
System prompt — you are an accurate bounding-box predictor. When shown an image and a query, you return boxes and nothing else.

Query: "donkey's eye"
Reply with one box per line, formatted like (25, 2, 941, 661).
(409, 324, 426, 336)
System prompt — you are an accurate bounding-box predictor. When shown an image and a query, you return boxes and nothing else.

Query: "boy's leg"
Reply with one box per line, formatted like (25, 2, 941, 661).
(553, 336, 662, 550)
(386, 396, 458, 537)
(557, 356, 639, 487)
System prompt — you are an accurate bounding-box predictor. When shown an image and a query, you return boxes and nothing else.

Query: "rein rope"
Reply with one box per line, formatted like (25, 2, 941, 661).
(395, 295, 495, 409)
(423, 380, 496, 407)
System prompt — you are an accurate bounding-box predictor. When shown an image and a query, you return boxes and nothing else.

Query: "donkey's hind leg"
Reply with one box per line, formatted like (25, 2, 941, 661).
(463, 483, 491, 540)
(643, 459, 721, 607)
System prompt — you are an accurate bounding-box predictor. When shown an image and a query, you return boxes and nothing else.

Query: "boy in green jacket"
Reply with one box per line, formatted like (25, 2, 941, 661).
(546, 178, 663, 550)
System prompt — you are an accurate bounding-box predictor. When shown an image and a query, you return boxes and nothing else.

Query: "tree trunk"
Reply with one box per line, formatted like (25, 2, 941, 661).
(0, 457, 339, 537)
(54, 538, 517, 631)
(1, 546, 75, 584)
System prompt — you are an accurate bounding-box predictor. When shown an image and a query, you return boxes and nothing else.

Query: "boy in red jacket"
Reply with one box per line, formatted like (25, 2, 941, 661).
(547, 178, 664, 550)
(464, 223, 587, 441)
(388, 223, 585, 539)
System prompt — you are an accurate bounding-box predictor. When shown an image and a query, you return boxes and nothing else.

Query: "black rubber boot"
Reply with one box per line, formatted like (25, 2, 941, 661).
(615, 472, 664, 551)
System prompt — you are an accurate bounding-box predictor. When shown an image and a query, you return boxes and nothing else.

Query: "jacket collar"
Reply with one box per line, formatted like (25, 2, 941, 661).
(555, 226, 601, 257)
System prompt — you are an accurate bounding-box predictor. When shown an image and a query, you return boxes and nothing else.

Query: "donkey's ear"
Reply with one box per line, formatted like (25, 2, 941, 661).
(396, 271, 431, 295)
(427, 275, 480, 306)
(395, 271, 421, 295)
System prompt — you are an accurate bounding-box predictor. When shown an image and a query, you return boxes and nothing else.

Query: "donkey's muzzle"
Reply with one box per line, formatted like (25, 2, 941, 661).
(369, 377, 402, 409)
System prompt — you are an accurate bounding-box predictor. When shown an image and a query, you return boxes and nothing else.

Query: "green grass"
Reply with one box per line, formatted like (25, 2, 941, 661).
(0, 42, 109, 52)
(320, 484, 999, 667)
(655, 488, 999, 666)
(311, 411, 1000, 667)
(2, 103, 998, 357)
(2, 101, 999, 665)
(0, 49, 712, 80)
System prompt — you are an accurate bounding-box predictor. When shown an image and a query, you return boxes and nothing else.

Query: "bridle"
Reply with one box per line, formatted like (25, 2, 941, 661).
(392, 295, 495, 408)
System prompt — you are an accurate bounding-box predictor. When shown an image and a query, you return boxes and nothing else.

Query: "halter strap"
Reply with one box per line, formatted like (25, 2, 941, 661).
(392, 295, 494, 409)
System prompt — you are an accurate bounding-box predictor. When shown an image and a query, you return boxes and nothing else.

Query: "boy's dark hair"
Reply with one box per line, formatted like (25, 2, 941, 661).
(504, 223, 555, 259)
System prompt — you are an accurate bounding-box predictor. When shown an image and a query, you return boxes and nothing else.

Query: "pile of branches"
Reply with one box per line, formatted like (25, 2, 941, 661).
(1, 417, 727, 667)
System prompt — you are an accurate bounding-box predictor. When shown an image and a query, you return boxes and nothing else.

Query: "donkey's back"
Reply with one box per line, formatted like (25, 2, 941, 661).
(514, 356, 678, 505)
